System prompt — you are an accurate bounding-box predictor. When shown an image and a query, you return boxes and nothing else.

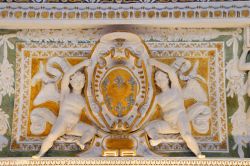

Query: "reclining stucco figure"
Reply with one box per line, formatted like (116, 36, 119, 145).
(32, 59, 96, 159)
(145, 58, 205, 159)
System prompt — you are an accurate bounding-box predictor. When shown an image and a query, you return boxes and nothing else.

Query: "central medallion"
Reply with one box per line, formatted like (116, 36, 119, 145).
(85, 32, 154, 132)
(101, 67, 138, 117)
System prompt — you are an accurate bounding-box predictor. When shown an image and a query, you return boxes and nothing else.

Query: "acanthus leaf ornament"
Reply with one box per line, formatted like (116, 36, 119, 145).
(225, 28, 250, 158)
(0, 34, 16, 152)
(230, 46, 250, 158)
(0, 34, 16, 105)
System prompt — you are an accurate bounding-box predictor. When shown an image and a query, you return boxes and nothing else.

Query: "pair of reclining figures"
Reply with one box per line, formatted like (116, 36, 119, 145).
(32, 58, 205, 159)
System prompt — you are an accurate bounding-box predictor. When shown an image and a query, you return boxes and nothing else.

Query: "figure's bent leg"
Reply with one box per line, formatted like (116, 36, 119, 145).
(145, 120, 178, 146)
(177, 113, 205, 158)
(68, 122, 97, 150)
(145, 120, 161, 140)
(33, 121, 65, 159)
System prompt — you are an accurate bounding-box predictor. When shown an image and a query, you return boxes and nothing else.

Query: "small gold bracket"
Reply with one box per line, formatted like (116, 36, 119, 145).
(102, 149, 136, 157)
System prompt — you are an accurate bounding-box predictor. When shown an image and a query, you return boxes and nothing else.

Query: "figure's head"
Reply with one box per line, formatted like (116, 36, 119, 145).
(70, 72, 85, 91)
(155, 70, 169, 90)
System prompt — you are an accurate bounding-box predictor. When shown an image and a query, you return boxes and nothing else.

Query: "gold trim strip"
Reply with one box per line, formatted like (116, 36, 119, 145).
(0, 3, 249, 20)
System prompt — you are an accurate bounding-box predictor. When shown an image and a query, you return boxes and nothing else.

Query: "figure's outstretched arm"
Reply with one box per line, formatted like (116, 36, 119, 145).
(148, 58, 181, 90)
(67, 59, 91, 75)
(60, 73, 71, 99)
(239, 48, 250, 71)
(60, 59, 91, 98)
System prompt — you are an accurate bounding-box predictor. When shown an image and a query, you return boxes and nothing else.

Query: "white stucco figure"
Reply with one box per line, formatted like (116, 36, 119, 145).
(170, 57, 211, 133)
(31, 62, 53, 86)
(171, 57, 191, 77)
(187, 103, 211, 134)
(32, 57, 70, 86)
(145, 59, 205, 159)
(171, 58, 207, 102)
(30, 108, 57, 135)
(183, 79, 207, 102)
(46, 57, 70, 81)
(33, 83, 60, 106)
(32, 59, 96, 159)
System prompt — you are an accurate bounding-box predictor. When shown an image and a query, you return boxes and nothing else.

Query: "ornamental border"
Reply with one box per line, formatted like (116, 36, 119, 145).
(0, 157, 250, 166)
(0, 2, 249, 21)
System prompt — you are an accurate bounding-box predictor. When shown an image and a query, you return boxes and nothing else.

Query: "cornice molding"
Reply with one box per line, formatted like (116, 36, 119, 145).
(0, 157, 250, 166)
(0, 2, 249, 28)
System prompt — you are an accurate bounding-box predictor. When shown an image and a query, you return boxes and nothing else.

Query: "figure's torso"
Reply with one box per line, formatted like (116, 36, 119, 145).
(59, 93, 85, 123)
(157, 88, 184, 111)
(157, 88, 185, 125)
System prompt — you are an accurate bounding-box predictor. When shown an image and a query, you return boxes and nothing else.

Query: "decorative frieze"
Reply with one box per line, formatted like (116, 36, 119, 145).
(0, 157, 250, 166)
(0, 2, 249, 21)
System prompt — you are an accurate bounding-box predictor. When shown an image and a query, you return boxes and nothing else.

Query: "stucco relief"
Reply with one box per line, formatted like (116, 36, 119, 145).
(0, 34, 15, 151)
(145, 58, 206, 158)
(9, 31, 231, 158)
(228, 46, 250, 158)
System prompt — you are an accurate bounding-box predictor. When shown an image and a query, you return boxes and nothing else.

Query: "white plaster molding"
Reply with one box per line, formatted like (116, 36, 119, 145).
(0, 2, 249, 29)
(13, 28, 242, 43)
(0, 157, 250, 166)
